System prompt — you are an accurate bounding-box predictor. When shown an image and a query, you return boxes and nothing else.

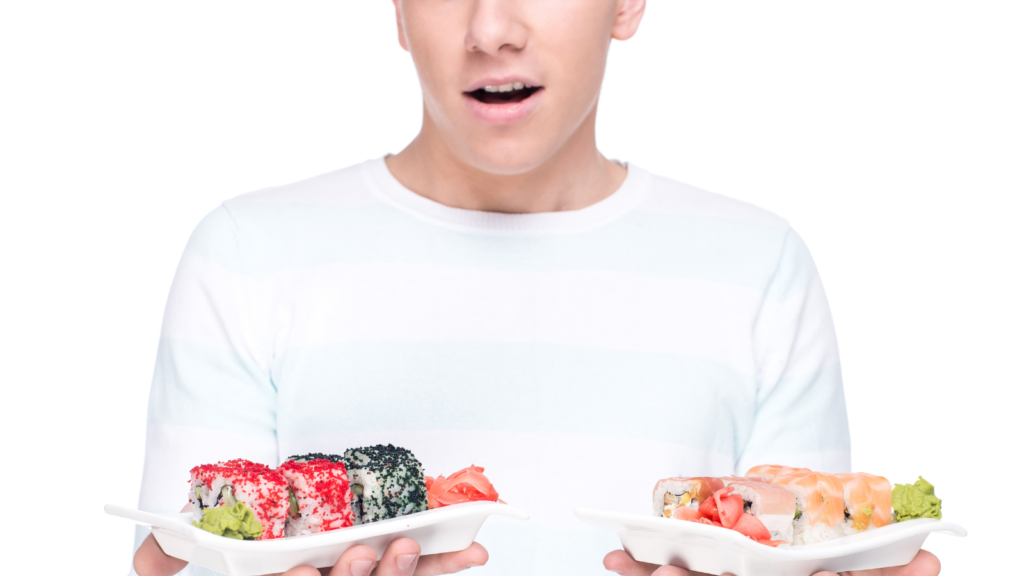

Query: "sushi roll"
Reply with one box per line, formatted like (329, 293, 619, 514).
(745, 464, 810, 482)
(189, 459, 289, 540)
(653, 477, 725, 518)
(836, 473, 892, 535)
(343, 444, 428, 524)
(721, 479, 797, 543)
(279, 454, 355, 536)
(766, 470, 846, 545)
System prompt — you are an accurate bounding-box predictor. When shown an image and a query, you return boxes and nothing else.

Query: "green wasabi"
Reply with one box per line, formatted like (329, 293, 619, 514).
(193, 502, 264, 540)
(892, 477, 942, 522)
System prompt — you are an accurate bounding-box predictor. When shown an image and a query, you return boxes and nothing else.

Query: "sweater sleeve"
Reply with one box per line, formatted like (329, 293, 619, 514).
(735, 228, 851, 475)
(129, 206, 278, 576)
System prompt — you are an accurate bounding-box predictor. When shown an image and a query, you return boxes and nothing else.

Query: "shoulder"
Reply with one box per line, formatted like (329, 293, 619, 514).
(635, 169, 790, 231)
(184, 159, 389, 272)
(222, 160, 381, 209)
(620, 168, 816, 292)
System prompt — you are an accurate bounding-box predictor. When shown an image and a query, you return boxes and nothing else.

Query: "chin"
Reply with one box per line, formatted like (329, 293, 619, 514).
(456, 135, 561, 176)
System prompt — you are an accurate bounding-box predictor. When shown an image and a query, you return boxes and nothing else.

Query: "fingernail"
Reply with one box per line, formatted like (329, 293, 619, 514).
(350, 559, 375, 576)
(396, 553, 419, 571)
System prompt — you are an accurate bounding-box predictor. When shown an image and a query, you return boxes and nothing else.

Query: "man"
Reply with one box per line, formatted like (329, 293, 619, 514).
(133, 1, 940, 575)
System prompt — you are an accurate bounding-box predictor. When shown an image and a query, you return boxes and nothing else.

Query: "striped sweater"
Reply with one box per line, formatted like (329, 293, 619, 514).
(133, 158, 850, 575)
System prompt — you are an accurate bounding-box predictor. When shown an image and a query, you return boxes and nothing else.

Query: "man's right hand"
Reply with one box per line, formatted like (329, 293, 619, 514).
(132, 505, 487, 576)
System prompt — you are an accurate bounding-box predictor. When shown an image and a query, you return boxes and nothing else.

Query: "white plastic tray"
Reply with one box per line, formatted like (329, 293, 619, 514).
(107, 501, 528, 576)
(574, 508, 965, 576)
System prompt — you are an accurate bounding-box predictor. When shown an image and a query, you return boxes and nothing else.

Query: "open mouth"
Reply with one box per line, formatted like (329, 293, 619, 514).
(466, 82, 542, 105)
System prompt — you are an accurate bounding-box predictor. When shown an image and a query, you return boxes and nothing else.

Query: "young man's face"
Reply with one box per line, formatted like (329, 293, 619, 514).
(394, 0, 644, 175)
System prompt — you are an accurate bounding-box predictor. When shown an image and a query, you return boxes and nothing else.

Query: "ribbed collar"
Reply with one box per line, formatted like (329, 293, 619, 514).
(363, 156, 649, 237)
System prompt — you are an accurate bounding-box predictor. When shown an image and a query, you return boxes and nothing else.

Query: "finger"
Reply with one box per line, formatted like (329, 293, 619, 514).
(603, 550, 663, 576)
(328, 544, 379, 576)
(133, 533, 189, 576)
(651, 565, 694, 576)
(897, 550, 940, 576)
(413, 542, 488, 576)
(372, 537, 422, 576)
(279, 567, 323, 576)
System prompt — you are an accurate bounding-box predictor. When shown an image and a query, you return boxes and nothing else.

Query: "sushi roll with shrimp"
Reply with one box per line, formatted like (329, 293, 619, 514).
(721, 478, 797, 543)
(279, 454, 355, 536)
(836, 472, 892, 535)
(653, 477, 724, 519)
(189, 459, 289, 540)
(343, 444, 428, 524)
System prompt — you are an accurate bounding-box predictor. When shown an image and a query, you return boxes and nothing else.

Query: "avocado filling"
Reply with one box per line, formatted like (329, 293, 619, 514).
(220, 485, 238, 507)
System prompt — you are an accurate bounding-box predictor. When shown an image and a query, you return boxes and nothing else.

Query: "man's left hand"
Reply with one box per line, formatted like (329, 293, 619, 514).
(603, 549, 940, 576)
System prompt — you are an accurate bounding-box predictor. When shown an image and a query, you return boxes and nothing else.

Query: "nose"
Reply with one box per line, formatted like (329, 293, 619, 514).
(464, 0, 528, 55)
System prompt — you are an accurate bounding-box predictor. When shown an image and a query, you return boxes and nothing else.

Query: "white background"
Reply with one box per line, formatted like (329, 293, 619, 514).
(1, 1, 1020, 574)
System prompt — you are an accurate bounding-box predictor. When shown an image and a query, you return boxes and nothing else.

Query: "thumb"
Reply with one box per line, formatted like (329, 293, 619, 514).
(604, 550, 705, 576)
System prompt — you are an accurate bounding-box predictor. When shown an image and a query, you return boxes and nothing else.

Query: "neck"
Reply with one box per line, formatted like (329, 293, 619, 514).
(385, 108, 626, 214)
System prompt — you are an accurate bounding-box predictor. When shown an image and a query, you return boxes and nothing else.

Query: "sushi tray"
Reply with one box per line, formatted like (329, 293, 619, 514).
(574, 508, 965, 576)
(106, 501, 528, 576)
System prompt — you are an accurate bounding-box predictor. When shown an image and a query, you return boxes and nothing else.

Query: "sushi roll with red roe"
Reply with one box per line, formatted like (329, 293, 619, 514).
(189, 459, 289, 540)
(280, 454, 355, 536)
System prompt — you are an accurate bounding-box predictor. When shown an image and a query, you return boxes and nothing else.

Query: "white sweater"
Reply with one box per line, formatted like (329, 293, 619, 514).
(133, 158, 850, 575)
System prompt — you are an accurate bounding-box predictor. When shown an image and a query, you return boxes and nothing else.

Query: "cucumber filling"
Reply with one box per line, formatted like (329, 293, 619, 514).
(220, 485, 238, 507)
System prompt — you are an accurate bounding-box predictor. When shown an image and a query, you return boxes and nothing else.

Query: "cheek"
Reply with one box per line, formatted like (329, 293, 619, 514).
(544, 38, 610, 118)
(403, 12, 466, 106)
(536, 6, 613, 106)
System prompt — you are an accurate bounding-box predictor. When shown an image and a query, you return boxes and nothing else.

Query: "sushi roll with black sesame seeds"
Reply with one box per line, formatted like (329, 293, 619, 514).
(343, 444, 428, 524)
(288, 452, 347, 465)
(279, 455, 355, 536)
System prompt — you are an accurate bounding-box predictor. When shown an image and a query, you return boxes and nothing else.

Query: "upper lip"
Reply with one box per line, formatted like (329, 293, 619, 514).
(464, 75, 542, 93)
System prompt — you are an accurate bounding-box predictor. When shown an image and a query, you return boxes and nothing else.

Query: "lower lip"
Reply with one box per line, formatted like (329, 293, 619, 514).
(462, 88, 544, 124)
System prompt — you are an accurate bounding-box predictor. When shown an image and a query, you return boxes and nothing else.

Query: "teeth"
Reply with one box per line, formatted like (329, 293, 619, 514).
(482, 82, 533, 93)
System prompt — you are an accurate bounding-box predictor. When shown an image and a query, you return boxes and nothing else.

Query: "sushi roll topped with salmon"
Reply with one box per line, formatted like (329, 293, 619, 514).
(654, 466, 940, 547)
(764, 470, 846, 545)
(836, 473, 892, 533)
